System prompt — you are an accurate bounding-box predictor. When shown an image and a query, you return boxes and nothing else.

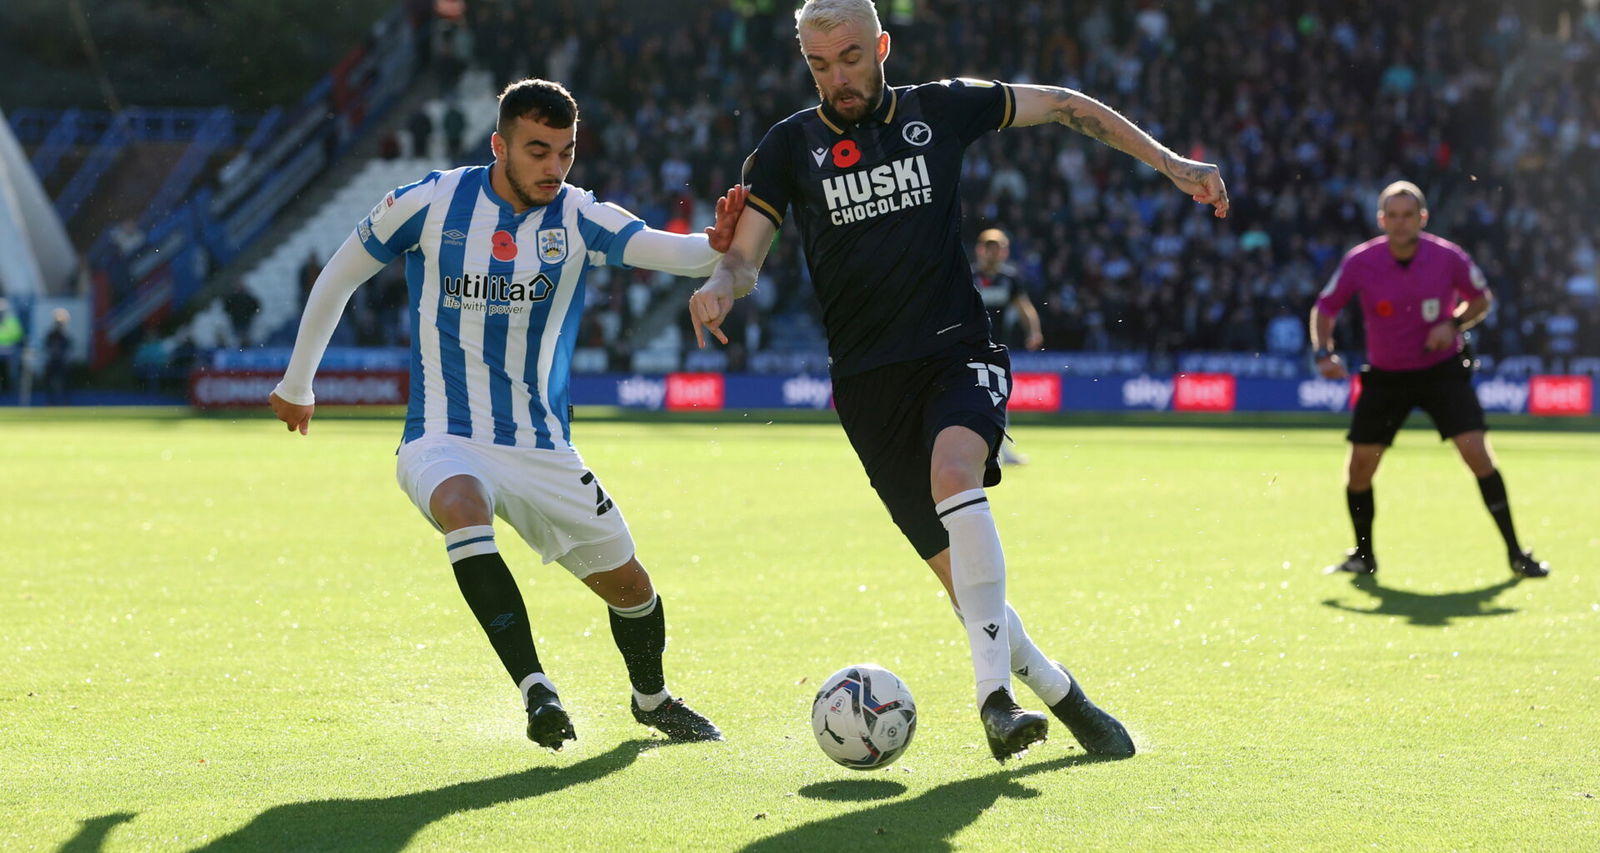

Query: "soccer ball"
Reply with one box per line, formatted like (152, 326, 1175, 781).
(811, 664, 917, 770)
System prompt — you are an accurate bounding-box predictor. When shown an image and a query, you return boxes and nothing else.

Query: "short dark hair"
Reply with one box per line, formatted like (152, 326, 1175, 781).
(497, 78, 579, 138)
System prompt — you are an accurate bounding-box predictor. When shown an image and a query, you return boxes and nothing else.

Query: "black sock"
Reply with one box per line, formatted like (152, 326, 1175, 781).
(1347, 488, 1375, 558)
(452, 552, 543, 688)
(609, 595, 666, 696)
(1476, 469, 1523, 556)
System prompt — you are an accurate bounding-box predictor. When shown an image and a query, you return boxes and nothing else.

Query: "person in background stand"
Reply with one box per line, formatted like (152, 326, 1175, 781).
(973, 227, 1043, 465)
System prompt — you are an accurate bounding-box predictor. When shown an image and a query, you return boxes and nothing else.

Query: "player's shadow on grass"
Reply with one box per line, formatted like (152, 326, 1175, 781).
(745, 753, 1121, 851)
(1322, 573, 1521, 627)
(56, 811, 135, 853)
(188, 738, 664, 852)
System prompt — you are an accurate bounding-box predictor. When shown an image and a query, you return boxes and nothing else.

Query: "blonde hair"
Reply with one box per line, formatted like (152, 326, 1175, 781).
(795, 0, 882, 37)
(1377, 180, 1427, 213)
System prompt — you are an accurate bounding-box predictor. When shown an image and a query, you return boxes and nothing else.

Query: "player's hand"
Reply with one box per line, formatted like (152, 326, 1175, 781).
(705, 185, 748, 253)
(269, 391, 314, 435)
(1316, 354, 1348, 380)
(1163, 155, 1229, 218)
(1024, 331, 1044, 351)
(1424, 321, 1456, 352)
(689, 278, 735, 348)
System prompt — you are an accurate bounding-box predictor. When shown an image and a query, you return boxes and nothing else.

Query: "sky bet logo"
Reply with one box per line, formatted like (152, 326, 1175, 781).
(441, 272, 554, 315)
(821, 154, 933, 225)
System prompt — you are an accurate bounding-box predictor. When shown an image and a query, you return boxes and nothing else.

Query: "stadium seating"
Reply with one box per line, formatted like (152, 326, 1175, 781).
(170, 2, 1600, 369)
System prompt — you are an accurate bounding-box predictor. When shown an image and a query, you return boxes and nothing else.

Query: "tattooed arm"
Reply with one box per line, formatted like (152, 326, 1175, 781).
(1011, 84, 1229, 218)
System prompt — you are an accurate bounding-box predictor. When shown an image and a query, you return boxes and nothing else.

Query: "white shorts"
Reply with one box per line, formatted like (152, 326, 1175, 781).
(395, 434, 636, 578)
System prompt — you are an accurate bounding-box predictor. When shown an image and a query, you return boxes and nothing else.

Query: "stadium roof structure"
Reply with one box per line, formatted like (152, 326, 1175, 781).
(0, 106, 76, 298)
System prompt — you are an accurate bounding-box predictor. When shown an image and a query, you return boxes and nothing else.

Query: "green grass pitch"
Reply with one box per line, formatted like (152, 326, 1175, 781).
(3, 410, 1598, 850)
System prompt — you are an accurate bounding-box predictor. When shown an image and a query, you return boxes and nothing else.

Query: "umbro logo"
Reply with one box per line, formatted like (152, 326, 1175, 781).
(982, 623, 999, 640)
(811, 147, 827, 167)
(488, 612, 516, 633)
(443, 229, 467, 246)
(1015, 665, 1030, 677)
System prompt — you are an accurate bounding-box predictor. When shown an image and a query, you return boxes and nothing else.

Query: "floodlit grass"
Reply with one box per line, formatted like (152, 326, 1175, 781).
(3, 411, 1598, 851)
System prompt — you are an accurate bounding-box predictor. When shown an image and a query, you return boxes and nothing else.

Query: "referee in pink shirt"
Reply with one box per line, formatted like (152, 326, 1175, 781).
(1310, 181, 1549, 579)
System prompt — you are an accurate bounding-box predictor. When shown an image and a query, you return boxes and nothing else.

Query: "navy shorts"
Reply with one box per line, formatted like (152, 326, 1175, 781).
(832, 338, 1010, 560)
(1348, 355, 1487, 446)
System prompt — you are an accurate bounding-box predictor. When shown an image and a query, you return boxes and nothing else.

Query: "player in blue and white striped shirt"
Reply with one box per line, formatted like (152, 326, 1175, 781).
(270, 79, 745, 750)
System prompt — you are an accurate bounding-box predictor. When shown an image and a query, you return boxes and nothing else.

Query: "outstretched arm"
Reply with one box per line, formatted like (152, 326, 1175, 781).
(1010, 84, 1229, 218)
(619, 186, 746, 278)
(688, 205, 778, 347)
(269, 232, 387, 433)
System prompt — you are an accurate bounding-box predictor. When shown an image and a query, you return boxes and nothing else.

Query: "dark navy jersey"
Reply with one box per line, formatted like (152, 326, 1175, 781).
(743, 79, 1017, 377)
(974, 261, 1026, 344)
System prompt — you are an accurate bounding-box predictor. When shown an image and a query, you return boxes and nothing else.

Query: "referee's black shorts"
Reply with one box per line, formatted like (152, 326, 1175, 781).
(1347, 355, 1487, 446)
(832, 338, 1010, 560)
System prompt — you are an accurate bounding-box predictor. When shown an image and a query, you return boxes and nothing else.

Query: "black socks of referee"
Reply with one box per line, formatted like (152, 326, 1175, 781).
(1346, 487, 1375, 559)
(1476, 469, 1523, 556)
(447, 526, 543, 690)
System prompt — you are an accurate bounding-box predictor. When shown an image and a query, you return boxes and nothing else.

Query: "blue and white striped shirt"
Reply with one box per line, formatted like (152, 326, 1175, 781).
(357, 166, 643, 450)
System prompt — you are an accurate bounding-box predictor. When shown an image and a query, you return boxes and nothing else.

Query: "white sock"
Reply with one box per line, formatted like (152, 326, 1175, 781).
(444, 524, 498, 561)
(937, 488, 1011, 706)
(633, 688, 671, 712)
(950, 603, 1073, 706)
(518, 671, 556, 707)
(1004, 605, 1072, 705)
(608, 594, 659, 619)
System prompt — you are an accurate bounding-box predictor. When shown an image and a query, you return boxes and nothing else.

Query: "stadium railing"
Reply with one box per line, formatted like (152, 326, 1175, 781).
(85, 2, 424, 368)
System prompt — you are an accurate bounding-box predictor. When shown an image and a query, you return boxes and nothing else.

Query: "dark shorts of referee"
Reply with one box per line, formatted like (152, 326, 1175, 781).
(1347, 354, 1486, 446)
(832, 337, 1011, 560)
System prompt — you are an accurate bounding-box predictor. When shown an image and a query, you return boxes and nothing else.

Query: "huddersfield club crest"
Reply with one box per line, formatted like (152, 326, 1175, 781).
(537, 228, 568, 264)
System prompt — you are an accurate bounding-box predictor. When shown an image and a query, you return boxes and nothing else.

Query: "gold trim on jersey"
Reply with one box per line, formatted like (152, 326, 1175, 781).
(748, 192, 784, 225)
(999, 83, 1015, 130)
(816, 87, 898, 134)
(816, 106, 845, 135)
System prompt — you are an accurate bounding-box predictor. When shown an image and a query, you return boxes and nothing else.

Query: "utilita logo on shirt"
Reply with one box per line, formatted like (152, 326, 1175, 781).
(820, 154, 934, 225)
(441, 272, 555, 314)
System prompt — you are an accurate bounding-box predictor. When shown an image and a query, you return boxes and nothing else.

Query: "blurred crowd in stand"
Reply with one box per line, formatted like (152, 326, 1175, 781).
(452, 0, 1599, 369)
(216, 1, 1600, 379)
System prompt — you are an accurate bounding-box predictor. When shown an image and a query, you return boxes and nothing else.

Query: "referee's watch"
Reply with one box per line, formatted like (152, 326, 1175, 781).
(1312, 346, 1334, 361)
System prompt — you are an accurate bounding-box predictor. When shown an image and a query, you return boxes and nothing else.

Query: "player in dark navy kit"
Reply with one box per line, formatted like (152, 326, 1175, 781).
(973, 228, 1042, 466)
(690, 0, 1228, 763)
(973, 228, 1044, 354)
(1311, 181, 1550, 579)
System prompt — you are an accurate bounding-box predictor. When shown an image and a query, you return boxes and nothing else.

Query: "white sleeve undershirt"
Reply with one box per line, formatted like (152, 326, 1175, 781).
(620, 229, 724, 278)
(271, 232, 388, 406)
(273, 227, 719, 406)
